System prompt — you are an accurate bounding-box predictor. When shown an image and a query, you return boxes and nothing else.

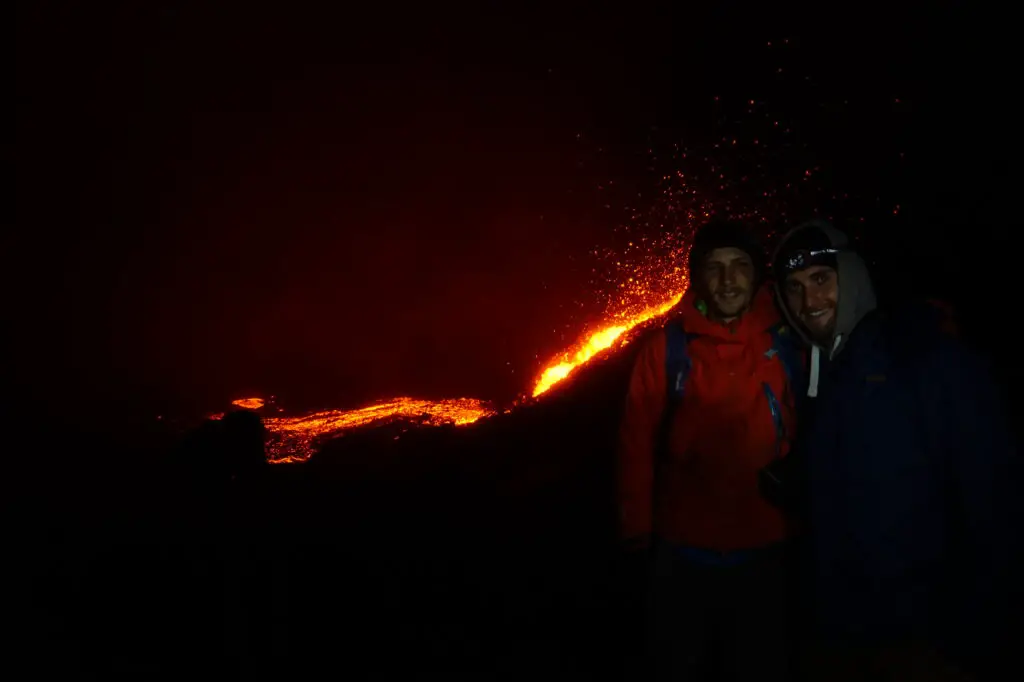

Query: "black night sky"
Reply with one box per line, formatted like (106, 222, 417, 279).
(17, 2, 1020, 428)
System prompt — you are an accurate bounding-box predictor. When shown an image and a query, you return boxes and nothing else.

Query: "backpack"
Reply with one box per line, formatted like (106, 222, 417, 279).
(658, 319, 807, 460)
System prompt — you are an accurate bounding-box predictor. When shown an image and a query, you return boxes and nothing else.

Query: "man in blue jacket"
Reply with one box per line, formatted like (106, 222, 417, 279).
(771, 220, 1021, 681)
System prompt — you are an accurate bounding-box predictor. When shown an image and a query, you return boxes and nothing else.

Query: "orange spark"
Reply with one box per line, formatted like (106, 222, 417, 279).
(232, 398, 265, 410)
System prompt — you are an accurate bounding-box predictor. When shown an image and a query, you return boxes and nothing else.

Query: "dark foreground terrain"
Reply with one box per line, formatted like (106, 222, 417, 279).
(25, 343, 643, 681)
(22, 310, 1023, 680)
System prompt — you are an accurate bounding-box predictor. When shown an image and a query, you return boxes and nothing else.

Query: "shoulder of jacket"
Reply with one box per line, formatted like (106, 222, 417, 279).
(632, 325, 668, 358)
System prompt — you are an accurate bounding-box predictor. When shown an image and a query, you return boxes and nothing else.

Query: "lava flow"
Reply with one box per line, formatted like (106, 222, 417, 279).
(261, 397, 497, 463)
(220, 192, 700, 462)
(240, 277, 686, 463)
(530, 292, 684, 397)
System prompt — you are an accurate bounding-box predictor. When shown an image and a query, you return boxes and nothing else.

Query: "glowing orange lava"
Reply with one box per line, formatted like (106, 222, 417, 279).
(221, 260, 690, 461)
(262, 397, 496, 463)
(221, 188, 703, 462)
(242, 278, 687, 462)
(530, 289, 685, 397)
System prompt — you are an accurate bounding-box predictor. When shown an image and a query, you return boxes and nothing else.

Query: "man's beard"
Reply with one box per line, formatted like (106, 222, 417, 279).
(801, 315, 836, 346)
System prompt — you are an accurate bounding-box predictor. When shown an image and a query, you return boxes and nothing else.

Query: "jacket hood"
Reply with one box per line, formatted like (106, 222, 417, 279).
(772, 221, 877, 395)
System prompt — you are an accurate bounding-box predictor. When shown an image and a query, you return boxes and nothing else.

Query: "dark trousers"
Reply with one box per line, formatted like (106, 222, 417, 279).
(645, 544, 794, 682)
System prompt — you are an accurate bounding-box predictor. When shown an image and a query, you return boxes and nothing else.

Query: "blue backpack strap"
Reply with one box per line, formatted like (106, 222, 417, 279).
(663, 319, 693, 406)
(656, 320, 693, 464)
(768, 322, 807, 403)
(762, 382, 785, 459)
(763, 322, 806, 459)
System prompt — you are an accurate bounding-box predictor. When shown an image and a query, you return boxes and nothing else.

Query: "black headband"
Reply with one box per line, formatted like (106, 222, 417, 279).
(779, 247, 841, 275)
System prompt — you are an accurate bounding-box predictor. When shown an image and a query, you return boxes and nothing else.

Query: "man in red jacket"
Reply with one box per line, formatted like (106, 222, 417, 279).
(618, 220, 800, 681)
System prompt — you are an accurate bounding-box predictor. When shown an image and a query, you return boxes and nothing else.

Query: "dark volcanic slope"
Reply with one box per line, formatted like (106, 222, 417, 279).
(29, 325, 649, 680)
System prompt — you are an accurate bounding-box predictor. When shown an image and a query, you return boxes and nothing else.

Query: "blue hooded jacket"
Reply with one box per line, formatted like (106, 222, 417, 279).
(773, 222, 1021, 670)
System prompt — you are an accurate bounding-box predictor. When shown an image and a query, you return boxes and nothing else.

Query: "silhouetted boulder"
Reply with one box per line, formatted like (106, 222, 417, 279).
(222, 409, 267, 481)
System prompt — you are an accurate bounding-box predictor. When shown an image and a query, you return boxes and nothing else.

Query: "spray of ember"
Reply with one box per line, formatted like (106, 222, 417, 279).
(224, 177, 712, 463)
(530, 173, 715, 396)
(252, 269, 680, 461)
(531, 232, 696, 395)
(242, 259, 685, 461)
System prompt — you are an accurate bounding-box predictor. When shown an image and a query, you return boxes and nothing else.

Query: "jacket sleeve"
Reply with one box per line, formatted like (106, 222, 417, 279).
(931, 339, 1022, 671)
(617, 331, 668, 547)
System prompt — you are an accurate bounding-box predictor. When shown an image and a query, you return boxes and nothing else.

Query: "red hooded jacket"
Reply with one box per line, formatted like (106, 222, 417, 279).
(617, 285, 798, 551)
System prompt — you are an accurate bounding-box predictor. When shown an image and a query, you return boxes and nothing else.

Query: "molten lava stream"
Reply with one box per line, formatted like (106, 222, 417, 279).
(227, 287, 686, 463)
(261, 397, 497, 463)
(530, 291, 682, 397)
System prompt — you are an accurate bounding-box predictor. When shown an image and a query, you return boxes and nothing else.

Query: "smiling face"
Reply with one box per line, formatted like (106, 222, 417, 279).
(782, 264, 839, 345)
(696, 246, 756, 322)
